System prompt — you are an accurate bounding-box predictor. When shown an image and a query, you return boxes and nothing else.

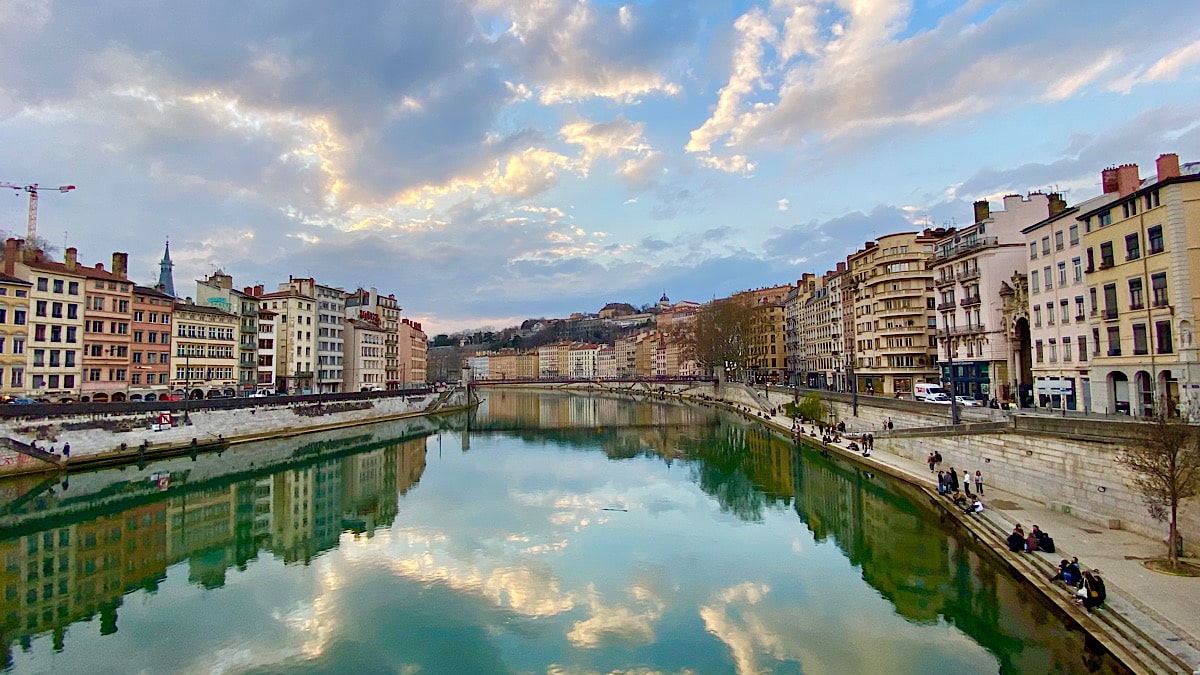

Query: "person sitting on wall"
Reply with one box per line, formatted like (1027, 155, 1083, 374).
(951, 490, 967, 509)
(861, 444, 871, 458)
(963, 498, 983, 514)
(1076, 571, 1107, 612)
(1049, 560, 1075, 586)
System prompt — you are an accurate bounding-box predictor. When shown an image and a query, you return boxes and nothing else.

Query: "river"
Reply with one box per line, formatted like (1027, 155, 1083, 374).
(0, 389, 1124, 673)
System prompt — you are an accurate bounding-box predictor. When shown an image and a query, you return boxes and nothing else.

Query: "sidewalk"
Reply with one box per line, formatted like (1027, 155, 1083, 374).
(762, 410, 1200, 673)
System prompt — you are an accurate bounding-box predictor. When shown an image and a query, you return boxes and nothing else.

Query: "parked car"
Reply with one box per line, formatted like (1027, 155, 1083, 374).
(925, 393, 952, 405)
(914, 382, 950, 402)
(955, 395, 982, 407)
(4, 397, 37, 405)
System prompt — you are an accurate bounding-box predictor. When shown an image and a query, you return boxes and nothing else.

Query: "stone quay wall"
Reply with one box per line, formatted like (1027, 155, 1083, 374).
(0, 389, 469, 476)
(540, 381, 1196, 547)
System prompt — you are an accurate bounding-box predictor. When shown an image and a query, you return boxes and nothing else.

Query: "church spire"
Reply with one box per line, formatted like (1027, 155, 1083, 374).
(158, 239, 176, 297)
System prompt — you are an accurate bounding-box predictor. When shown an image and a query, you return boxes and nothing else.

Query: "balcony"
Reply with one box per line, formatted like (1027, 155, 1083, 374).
(877, 324, 929, 335)
(960, 295, 981, 308)
(1107, 349, 1122, 357)
(945, 323, 986, 335)
(934, 275, 957, 288)
(934, 236, 999, 261)
(1103, 308, 1119, 321)
(936, 301, 956, 311)
(957, 267, 981, 282)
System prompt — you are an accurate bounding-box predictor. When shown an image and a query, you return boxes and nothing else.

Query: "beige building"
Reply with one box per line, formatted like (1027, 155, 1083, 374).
(736, 284, 791, 384)
(256, 308, 278, 393)
(252, 285, 316, 394)
(171, 301, 239, 399)
(849, 229, 949, 397)
(129, 284, 175, 401)
(0, 268, 30, 398)
(195, 272, 259, 396)
(284, 278, 345, 394)
(346, 288, 402, 387)
(933, 193, 1055, 403)
(9, 241, 86, 401)
(1082, 155, 1200, 417)
(343, 318, 387, 391)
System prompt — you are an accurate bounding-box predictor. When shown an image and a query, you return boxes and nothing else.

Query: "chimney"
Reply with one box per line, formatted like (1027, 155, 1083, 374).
(973, 200, 990, 223)
(1101, 166, 1119, 194)
(837, 261, 846, 273)
(254, 284, 264, 296)
(1048, 193, 1067, 217)
(112, 252, 128, 279)
(1116, 163, 1140, 196)
(3, 239, 18, 276)
(1157, 153, 1180, 182)
(64, 247, 77, 271)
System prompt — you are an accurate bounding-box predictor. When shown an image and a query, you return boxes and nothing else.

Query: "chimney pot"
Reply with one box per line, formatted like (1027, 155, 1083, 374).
(64, 247, 77, 270)
(112, 252, 128, 279)
(1116, 163, 1141, 196)
(1048, 193, 1068, 217)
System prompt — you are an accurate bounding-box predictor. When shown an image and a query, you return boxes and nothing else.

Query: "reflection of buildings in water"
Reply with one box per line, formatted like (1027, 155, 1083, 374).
(396, 437, 428, 497)
(168, 485, 239, 589)
(485, 390, 543, 427)
(481, 390, 710, 431)
(341, 448, 397, 536)
(0, 500, 169, 663)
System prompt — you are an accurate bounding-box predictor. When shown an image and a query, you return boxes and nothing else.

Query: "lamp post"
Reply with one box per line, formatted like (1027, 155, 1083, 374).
(943, 330, 960, 425)
(847, 351, 858, 416)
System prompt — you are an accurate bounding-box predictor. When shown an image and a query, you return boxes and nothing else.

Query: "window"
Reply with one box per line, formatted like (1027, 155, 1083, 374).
(1107, 326, 1121, 356)
(1058, 262, 1067, 287)
(1152, 272, 1169, 307)
(1157, 321, 1173, 354)
(1034, 306, 1042, 327)
(52, 280, 63, 294)
(1035, 340, 1044, 363)
(67, 304, 77, 319)
(1133, 324, 1148, 355)
(1055, 231, 1064, 250)
(1075, 296, 1085, 321)
(1129, 277, 1145, 310)
(134, 311, 144, 322)
(66, 327, 76, 343)
(1049, 342, 1057, 362)
(1063, 336, 1072, 362)
(50, 326, 61, 342)
(1069, 224, 1079, 245)
(1099, 211, 1111, 227)
(68, 281, 78, 295)
(1046, 302, 1055, 325)
(1099, 241, 1114, 268)
(36, 278, 48, 292)
(1125, 233, 1141, 261)
(35, 301, 46, 317)
(1079, 336, 1088, 362)
(1073, 257, 1082, 283)
(13, 309, 24, 325)
(1043, 266, 1053, 289)
(1103, 283, 1118, 319)
(1148, 225, 1164, 254)
(1041, 236, 1050, 255)
(1060, 300, 1070, 324)
(1031, 270, 1040, 293)
(51, 302, 62, 318)
(1029, 242, 1038, 259)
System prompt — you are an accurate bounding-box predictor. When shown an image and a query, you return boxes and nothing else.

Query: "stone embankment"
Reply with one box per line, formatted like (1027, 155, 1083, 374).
(0, 388, 472, 476)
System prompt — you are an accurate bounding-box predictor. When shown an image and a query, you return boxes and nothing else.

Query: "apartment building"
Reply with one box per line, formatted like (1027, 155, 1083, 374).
(346, 288, 402, 387)
(252, 285, 316, 394)
(801, 274, 837, 389)
(827, 264, 850, 391)
(284, 278, 345, 394)
(1019, 192, 1118, 410)
(1082, 155, 1200, 417)
(129, 285, 174, 400)
(10, 242, 86, 401)
(398, 317, 427, 385)
(256, 308, 277, 393)
(78, 252, 135, 402)
(171, 301, 238, 399)
(0, 270, 30, 398)
(736, 284, 791, 384)
(195, 272, 259, 396)
(597, 345, 616, 379)
(343, 317, 386, 391)
(932, 193, 1055, 403)
(849, 229, 949, 397)
(568, 343, 599, 379)
(784, 284, 802, 386)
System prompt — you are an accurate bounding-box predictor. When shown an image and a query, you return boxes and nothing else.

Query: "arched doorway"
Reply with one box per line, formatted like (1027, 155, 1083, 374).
(190, 389, 204, 400)
(92, 393, 110, 403)
(1159, 370, 1179, 417)
(1013, 317, 1033, 406)
(1110, 372, 1130, 415)
(1135, 370, 1154, 417)
(111, 392, 126, 402)
(144, 393, 157, 402)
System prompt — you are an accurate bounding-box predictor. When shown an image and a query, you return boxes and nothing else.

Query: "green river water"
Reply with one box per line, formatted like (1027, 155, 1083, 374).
(0, 390, 1124, 674)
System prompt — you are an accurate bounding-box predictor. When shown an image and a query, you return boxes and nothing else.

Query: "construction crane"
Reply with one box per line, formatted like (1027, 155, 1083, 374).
(1, 182, 75, 243)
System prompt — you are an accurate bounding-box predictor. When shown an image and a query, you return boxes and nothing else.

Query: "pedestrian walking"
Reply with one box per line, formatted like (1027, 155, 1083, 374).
(974, 470, 983, 495)
(948, 467, 959, 492)
(928, 452, 936, 472)
(63, 442, 70, 458)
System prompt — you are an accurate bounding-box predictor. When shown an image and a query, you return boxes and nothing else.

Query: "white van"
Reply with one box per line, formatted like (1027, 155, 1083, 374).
(914, 382, 950, 403)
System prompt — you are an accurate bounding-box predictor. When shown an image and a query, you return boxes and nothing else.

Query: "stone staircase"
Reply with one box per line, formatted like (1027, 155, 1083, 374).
(0, 437, 63, 467)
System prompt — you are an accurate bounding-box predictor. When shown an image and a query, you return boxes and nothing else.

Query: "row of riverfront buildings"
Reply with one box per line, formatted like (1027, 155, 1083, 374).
(468, 153, 1200, 418)
(0, 239, 427, 402)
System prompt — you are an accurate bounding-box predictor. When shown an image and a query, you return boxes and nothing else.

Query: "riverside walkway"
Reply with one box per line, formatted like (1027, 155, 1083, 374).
(740, 404, 1200, 674)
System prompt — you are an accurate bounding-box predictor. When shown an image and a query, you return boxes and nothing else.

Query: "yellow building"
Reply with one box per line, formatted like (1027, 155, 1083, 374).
(1081, 155, 1200, 416)
(171, 302, 239, 399)
(849, 229, 949, 397)
(735, 285, 791, 383)
(0, 270, 31, 398)
(9, 241, 87, 401)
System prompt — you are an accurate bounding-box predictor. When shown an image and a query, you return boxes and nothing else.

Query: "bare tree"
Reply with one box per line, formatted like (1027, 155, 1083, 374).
(1119, 411, 1200, 567)
(0, 231, 58, 260)
(681, 297, 752, 380)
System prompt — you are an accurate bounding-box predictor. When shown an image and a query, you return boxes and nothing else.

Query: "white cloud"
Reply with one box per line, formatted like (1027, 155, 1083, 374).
(777, 198, 790, 211)
(1110, 39, 1200, 94)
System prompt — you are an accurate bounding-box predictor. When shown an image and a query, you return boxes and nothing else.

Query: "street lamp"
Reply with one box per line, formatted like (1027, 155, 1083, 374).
(942, 330, 960, 425)
(847, 351, 858, 416)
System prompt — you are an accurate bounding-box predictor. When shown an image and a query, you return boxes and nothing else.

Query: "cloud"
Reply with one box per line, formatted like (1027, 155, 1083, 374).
(777, 198, 790, 212)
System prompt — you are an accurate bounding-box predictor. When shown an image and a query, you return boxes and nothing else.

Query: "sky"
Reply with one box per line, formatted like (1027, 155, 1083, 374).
(2, 0, 1199, 335)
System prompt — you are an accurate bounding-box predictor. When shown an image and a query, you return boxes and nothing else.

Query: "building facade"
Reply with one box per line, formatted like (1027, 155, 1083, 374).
(11, 243, 86, 402)
(0, 269, 30, 399)
(129, 285, 174, 400)
(171, 302, 239, 399)
(933, 194, 1054, 403)
(252, 285, 316, 394)
(343, 318, 386, 391)
(285, 278, 345, 394)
